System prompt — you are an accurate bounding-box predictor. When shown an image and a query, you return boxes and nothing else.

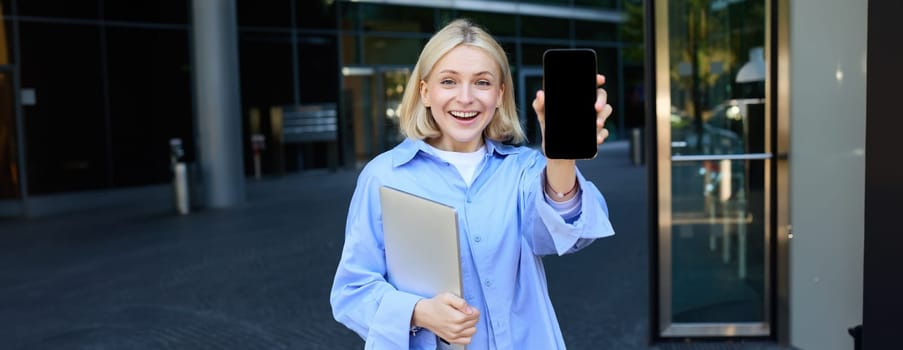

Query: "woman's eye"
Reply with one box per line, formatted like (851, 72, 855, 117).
(476, 80, 491, 86)
(440, 79, 455, 86)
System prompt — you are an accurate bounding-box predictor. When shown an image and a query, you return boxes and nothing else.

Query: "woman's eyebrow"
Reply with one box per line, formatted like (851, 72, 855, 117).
(437, 69, 495, 78)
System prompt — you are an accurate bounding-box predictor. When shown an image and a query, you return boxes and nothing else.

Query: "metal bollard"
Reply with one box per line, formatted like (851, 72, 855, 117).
(170, 138, 190, 215)
(172, 162, 190, 215)
(630, 128, 644, 166)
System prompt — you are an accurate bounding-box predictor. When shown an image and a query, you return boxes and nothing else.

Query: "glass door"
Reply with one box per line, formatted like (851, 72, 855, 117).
(342, 66, 376, 167)
(654, 0, 772, 337)
(342, 66, 410, 167)
(380, 68, 408, 150)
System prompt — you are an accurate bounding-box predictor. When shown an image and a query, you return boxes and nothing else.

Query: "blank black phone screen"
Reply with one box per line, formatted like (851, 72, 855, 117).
(542, 48, 598, 159)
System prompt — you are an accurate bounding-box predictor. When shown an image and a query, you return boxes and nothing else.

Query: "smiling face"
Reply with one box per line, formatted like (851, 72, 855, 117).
(420, 45, 504, 152)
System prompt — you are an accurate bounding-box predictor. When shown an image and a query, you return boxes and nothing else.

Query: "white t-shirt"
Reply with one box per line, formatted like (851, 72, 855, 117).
(427, 144, 486, 187)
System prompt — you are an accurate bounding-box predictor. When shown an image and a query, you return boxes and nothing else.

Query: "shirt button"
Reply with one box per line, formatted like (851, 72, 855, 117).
(484, 280, 492, 287)
(474, 236, 481, 243)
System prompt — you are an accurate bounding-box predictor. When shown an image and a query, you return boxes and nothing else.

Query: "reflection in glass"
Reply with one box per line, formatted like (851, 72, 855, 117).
(381, 69, 408, 149)
(665, 0, 768, 329)
(670, 98, 765, 156)
(343, 68, 410, 167)
(668, 0, 766, 155)
(671, 159, 766, 322)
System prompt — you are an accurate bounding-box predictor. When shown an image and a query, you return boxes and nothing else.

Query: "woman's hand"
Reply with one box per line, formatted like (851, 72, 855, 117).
(593, 74, 613, 145)
(411, 292, 480, 345)
(532, 74, 613, 148)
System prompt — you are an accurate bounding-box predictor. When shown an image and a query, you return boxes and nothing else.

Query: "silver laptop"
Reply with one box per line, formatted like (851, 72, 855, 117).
(379, 186, 464, 350)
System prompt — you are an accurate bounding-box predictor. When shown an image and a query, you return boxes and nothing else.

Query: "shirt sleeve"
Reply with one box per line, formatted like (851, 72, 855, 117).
(330, 169, 424, 349)
(543, 187, 582, 222)
(522, 155, 616, 256)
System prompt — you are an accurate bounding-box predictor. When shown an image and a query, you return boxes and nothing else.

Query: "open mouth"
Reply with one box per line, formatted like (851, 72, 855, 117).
(450, 111, 479, 120)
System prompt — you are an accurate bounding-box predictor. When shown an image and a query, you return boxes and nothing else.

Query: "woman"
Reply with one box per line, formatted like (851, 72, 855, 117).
(331, 19, 615, 349)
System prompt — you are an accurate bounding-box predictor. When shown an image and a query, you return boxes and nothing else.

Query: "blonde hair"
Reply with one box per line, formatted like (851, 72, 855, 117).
(397, 19, 526, 144)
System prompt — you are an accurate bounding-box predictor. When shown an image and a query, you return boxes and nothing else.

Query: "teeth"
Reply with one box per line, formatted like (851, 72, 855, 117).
(450, 111, 478, 118)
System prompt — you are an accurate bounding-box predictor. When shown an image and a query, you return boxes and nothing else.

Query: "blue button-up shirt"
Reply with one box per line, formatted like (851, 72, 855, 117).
(331, 138, 615, 349)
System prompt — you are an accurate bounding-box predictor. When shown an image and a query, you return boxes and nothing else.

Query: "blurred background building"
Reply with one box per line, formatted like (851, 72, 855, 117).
(0, 0, 644, 201)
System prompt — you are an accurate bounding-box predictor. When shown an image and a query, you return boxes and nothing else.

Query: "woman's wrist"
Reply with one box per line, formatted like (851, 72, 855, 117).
(411, 298, 425, 329)
(545, 175, 579, 200)
(544, 160, 579, 202)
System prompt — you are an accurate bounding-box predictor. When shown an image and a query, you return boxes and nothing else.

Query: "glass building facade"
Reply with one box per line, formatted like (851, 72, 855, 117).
(0, 0, 644, 196)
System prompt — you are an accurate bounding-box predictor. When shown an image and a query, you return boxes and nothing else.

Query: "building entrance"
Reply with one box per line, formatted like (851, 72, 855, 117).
(342, 66, 410, 167)
(652, 0, 775, 338)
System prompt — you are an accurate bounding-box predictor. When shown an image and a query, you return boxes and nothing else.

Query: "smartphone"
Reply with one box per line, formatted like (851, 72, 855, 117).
(542, 48, 599, 159)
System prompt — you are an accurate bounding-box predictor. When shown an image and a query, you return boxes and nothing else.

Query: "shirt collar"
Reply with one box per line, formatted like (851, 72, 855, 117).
(392, 137, 522, 167)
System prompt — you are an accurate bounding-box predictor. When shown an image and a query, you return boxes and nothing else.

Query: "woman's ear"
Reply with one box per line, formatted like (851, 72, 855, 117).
(420, 80, 430, 108)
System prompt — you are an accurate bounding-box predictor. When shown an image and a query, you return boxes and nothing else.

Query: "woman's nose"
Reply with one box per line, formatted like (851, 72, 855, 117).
(456, 85, 474, 104)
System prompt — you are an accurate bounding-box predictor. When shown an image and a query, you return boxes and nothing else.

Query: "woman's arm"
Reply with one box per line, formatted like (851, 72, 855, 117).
(535, 74, 613, 203)
(521, 74, 615, 256)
